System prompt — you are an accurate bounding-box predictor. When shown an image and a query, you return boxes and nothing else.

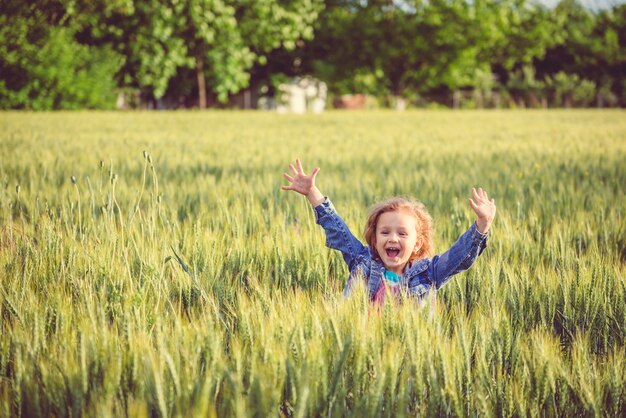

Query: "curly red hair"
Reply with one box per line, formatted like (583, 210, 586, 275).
(364, 197, 434, 262)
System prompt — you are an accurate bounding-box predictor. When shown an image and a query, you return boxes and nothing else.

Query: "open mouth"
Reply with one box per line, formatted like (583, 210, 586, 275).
(385, 247, 400, 258)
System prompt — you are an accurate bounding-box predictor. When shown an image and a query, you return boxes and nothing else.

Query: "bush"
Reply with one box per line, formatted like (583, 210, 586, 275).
(547, 72, 597, 108)
(0, 27, 122, 110)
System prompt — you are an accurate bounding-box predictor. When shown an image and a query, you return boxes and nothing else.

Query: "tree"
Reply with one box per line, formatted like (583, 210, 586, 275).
(300, 0, 562, 108)
(0, 1, 121, 109)
(301, 0, 486, 108)
(536, 0, 626, 106)
(83, 0, 323, 108)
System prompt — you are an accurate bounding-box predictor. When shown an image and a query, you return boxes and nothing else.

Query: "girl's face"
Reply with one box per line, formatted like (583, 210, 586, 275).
(374, 209, 420, 275)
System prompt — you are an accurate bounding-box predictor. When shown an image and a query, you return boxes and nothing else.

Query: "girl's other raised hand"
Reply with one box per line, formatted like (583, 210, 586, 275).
(468, 187, 496, 234)
(281, 159, 325, 206)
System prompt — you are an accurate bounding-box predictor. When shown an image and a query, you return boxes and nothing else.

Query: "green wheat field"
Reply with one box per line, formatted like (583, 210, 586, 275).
(1, 110, 625, 417)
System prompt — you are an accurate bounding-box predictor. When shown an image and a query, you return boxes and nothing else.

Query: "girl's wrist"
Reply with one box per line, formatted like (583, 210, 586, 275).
(475, 218, 493, 234)
(306, 187, 325, 207)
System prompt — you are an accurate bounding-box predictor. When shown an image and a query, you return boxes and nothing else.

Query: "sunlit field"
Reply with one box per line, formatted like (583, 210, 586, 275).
(1, 110, 625, 417)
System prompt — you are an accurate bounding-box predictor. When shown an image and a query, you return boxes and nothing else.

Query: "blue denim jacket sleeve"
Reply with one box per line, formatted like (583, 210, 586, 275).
(430, 223, 488, 289)
(313, 198, 369, 271)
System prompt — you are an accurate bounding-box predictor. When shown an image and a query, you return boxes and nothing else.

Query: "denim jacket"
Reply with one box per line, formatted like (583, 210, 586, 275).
(314, 198, 488, 301)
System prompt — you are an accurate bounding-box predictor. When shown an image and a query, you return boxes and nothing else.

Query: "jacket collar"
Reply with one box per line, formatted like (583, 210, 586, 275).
(370, 257, 429, 280)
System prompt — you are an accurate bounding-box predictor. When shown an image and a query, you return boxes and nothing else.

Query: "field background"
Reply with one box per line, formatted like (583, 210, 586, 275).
(1, 110, 625, 417)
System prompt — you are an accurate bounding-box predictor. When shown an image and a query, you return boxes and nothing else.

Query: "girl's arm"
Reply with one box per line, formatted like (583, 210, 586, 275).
(430, 188, 496, 288)
(313, 198, 370, 270)
(281, 159, 368, 270)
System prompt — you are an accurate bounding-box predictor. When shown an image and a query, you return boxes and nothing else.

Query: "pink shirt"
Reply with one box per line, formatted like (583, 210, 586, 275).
(372, 270, 403, 307)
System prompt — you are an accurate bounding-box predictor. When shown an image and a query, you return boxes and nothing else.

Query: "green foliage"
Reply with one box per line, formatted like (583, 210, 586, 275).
(485, 0, 559, 71)
(537, 1, 625, 102)
(113, 0, 324, 103)
(301, 0, 620, 107)
(0, 0, 625, 108)
(196, 0, 323, 103)
(309, 0, 484, 97)
(0, 11, 121, 110)
(0, 0, 323, 108)
(546, 72, 596, 107)
(1, 111, 625, 415)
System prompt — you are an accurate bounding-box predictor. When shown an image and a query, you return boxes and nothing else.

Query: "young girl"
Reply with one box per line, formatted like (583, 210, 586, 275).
(281, 159, 496, 305)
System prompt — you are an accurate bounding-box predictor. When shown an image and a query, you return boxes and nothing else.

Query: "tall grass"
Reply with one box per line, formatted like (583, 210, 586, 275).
(0, 110, 625, 416)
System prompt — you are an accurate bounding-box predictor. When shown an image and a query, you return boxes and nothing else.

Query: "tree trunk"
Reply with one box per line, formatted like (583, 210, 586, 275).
(196, 52, 206, 109)
(475, 90, 483, 109)
(243, 89, 251, 109)
(453, 90, 461, 109)
(564, 95, 572, 108)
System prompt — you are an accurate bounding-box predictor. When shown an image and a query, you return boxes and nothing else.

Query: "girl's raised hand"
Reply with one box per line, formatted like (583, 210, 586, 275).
(281, 159, 320, 197)
(469, 187, 496, 234)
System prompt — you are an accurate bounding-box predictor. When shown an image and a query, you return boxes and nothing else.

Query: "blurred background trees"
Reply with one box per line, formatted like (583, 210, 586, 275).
(1, 0, 624, 109)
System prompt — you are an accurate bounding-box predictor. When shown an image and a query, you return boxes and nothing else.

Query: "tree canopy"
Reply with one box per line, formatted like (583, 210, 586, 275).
(1, 0, 624, 109)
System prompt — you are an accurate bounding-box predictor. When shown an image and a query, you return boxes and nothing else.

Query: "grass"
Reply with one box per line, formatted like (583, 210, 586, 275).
(0, 110, 625, 417)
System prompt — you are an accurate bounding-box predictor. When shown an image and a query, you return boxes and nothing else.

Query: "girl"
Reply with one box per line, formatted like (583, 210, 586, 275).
(281, 159, 496, 305)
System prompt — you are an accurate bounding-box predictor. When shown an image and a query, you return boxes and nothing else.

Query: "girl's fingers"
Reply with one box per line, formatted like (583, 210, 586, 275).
(471, 187, 480, 201)
(483, 190, 489, 200)
(311, 167, 320, 179)
(296, 159, 304, 174)
(468, 198, 477, 211)
(289, 164, 298, 175)
(283, 173, 294, 182)
(280, 185, 293, 191)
